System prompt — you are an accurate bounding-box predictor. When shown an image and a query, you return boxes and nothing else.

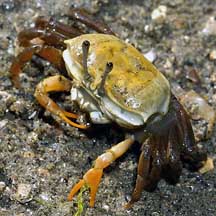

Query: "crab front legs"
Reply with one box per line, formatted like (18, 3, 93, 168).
(68, 136, 135, 207)
(35, 75, 87, 129)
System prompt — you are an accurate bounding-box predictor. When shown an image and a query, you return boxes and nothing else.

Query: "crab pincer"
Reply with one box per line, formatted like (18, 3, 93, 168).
(68, 137, 134, 207)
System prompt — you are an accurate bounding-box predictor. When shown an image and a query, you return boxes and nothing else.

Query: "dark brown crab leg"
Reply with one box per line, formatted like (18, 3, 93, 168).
(35, 16, 84, 38)
(68, 8, 115, 35)
(161, 126, 182, 184)
(126, 109, 183, 208)
(172, 96, 207, 168)
(124, 141, 151, 208)
(18, 9, 114, 50)
(18, 16, 84, 50)
(146, 136, 166, 190)
(10, 45, 65, 88)
(125, 134, 166, 209)
(17, 28, 67, 49)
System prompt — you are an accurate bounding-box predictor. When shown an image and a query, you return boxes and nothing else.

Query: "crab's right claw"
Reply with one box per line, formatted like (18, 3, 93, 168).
(68, 168, 103, 207)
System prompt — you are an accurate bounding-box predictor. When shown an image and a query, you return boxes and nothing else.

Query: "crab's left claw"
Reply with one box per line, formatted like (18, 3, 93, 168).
(68, 168, 103, 207)
(68, 137, 134, 207)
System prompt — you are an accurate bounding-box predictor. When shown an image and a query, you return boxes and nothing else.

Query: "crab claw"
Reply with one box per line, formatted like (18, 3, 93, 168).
(68, 137, 134, 207)
(68, 168, 103, 207)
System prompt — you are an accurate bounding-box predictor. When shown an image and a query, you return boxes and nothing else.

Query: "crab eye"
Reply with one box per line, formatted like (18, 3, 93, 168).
(98, 62, 113, 96)
(106, 62, 113, 70)
(83, 40, 90, 47)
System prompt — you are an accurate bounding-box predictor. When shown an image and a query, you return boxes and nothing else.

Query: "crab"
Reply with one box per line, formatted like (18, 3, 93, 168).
(10, 8, 207, 208)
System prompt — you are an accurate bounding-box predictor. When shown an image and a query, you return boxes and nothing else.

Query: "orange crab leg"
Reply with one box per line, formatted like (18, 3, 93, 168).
(68, 136, 135, 207)
(34, 75, 87, 129)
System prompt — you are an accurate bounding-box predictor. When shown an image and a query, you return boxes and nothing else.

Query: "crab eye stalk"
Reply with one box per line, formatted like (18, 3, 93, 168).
(98, 62, 113, 96)
(82, 40, 91, 81)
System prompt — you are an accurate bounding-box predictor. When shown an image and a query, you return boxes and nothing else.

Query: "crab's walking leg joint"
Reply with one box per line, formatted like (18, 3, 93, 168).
(10, 45, 65, 88)
(98, 62, 113, 96)
(18, 27, 66, 49)
(34, 75, 87, 129)
(18, 16, 83, 49)
(68, 136, 135, 207)
(35, 16, 83, 39)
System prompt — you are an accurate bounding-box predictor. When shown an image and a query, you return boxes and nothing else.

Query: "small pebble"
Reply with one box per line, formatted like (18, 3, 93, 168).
(164, 59, 174, 77)
(103, 204, 110, 211)
(0, 119, 8, 130)
(186, 68, 201, 84)
(171, 83, 216, 138)
(9, 100, 26, 115)
(0, 181, 6, 193)
(15, 183, 32, 202)
(164, 59, 172, 69)
(199, 157, 214, 174)
(39, 192, 51, 202)
(37, 168, 50, 177)
(26, 132, 38, 144)
(0, 90, 13, 101)
(23, 151, 35, 158)
(210, 72, 216, 83)
(28, 111, 37, 119)
(209, 50, 216, 60)
(212, 94, 216, 103)
(144, 49, 157, 63)
(0, 37, 9, 49)
(151, 5, 167, 23)
(144, 24, 153, 33)
(202, 16, 216, 35)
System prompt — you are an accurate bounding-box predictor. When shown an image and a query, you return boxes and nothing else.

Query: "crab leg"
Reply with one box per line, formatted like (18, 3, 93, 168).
(18, 16, 84, 49)
(125, 134, 167, 208)
(35, 16, 83, 38)
(125, 142, 151, 208)
(162, 126, 182, 184)
(34, 75, 87, 129)
(10, 45, 65, 88)
(18, 28, 67, 49)
(68, 136, 135, 207)
(172, 96, 207, 168)
(68, 8, 115, 35)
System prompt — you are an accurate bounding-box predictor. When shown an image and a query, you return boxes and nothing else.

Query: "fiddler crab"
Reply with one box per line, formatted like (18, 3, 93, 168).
(10, 8, 207, 208)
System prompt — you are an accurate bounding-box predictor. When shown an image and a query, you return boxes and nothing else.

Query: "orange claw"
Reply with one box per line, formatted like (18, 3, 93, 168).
(62, 110, 78, 119)
(68, 137, 135, 207)
(59, 112, 88, 129)
(67, 179, 85, 201)
(68, 168, 103, 207)
(34, 75, 88, 129)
